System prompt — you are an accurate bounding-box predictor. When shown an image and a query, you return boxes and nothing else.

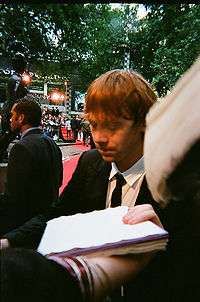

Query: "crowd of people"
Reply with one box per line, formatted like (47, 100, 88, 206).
(0, 55, 200, 302)
(40, 107, 92, 145)
(40, 106, 66, 141)
(28, 93, 51, 105)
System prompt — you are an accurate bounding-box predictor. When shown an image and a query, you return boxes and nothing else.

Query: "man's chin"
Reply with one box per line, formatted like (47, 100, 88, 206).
(99, 152, 115, 162)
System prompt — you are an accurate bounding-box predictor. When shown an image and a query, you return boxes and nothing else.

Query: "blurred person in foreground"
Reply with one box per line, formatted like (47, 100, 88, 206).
(0, 98, 63, 236)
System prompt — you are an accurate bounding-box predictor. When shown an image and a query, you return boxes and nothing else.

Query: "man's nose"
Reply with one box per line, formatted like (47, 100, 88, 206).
(92, 129, 108, 144)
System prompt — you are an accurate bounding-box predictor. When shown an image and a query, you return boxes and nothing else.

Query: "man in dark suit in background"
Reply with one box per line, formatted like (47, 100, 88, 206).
(70, 115, 79, 141)
(0, 98, 63, 236)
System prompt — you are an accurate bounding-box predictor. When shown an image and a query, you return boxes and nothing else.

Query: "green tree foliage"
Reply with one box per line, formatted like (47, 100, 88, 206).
(0, 3, 199, 96)
(72, 3, 128, 91)
(129, 4, 200, 96)
(0, 3, 126, 92)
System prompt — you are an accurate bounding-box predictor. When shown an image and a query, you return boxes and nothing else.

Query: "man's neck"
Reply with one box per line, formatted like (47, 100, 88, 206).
(20, 125, 41, 139)
(115, 153, 143, 173)
(20, 124, 33, 134)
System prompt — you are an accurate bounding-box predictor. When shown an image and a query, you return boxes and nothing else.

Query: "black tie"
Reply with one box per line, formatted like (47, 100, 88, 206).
(111, 173, 126, 207)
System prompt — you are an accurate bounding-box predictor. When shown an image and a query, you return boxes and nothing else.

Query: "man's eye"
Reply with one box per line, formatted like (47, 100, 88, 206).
(107, 124, 119, 131)
(109, 127, 117, 131)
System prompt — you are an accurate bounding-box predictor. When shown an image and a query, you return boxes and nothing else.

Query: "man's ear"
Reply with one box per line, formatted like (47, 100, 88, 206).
(19, 114, 25, 124)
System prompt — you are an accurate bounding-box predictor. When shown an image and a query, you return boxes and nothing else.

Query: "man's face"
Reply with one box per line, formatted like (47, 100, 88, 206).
(89, 114, 144, 172)
(10, 104, 22, 133)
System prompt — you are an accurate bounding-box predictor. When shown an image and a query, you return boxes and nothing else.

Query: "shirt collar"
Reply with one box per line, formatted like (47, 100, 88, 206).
(109, 156, 145, 186)
(21, 126, 41, 139)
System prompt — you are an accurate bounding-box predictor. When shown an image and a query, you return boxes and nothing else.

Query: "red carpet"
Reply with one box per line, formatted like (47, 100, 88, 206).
(59, 155, 81, 195)
(61, 127, 73, 139)
(59, 142, 91, 194)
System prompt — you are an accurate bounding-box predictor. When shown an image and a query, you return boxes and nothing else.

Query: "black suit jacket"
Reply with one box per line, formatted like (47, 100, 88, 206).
(0, 129, 63, 236)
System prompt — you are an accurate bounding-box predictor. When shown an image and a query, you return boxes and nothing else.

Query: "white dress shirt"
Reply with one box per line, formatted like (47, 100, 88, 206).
(106, 157, 145, 208)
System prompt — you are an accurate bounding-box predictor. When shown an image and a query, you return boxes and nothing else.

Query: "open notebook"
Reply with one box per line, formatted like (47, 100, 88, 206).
(37, 206, 168, 257)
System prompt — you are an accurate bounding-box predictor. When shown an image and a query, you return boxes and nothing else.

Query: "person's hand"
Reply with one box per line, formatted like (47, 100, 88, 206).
(0, 238, 10, 250)
(123, 204, 163, 229)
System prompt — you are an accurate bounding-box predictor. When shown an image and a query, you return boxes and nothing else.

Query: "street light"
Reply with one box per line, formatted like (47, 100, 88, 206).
(21, 73, 31, 84)
(50, 91, 65, 104)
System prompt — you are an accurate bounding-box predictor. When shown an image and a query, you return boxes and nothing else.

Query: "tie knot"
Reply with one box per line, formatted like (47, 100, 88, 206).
(115, 173, 125, 187)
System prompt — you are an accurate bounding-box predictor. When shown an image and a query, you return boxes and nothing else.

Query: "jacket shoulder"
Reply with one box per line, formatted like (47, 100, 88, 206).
(80, 149, 102, 163)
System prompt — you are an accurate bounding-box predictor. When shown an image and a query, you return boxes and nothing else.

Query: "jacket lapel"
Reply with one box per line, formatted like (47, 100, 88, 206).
(86, 152, 111, 210)
(136, 177, 154, 205)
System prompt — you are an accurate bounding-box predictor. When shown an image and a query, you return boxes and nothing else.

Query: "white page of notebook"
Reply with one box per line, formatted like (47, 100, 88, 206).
(37, 206, 167, 255)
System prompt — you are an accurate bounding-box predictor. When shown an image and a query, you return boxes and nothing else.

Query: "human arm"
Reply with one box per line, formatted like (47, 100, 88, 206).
(88, 253, 155, 301)
(48, 252, 155, 302)
(1, 214, 47, 249)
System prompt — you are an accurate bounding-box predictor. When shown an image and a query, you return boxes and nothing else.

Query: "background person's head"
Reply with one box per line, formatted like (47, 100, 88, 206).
(1, 248, 82, 302)
(84, 70, 157, 171)
(10, 97, 42, 133)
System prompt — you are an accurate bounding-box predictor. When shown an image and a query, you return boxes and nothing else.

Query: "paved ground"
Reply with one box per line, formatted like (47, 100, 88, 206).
(59, 144, 84, 162)
(7, 140, 85, 163)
